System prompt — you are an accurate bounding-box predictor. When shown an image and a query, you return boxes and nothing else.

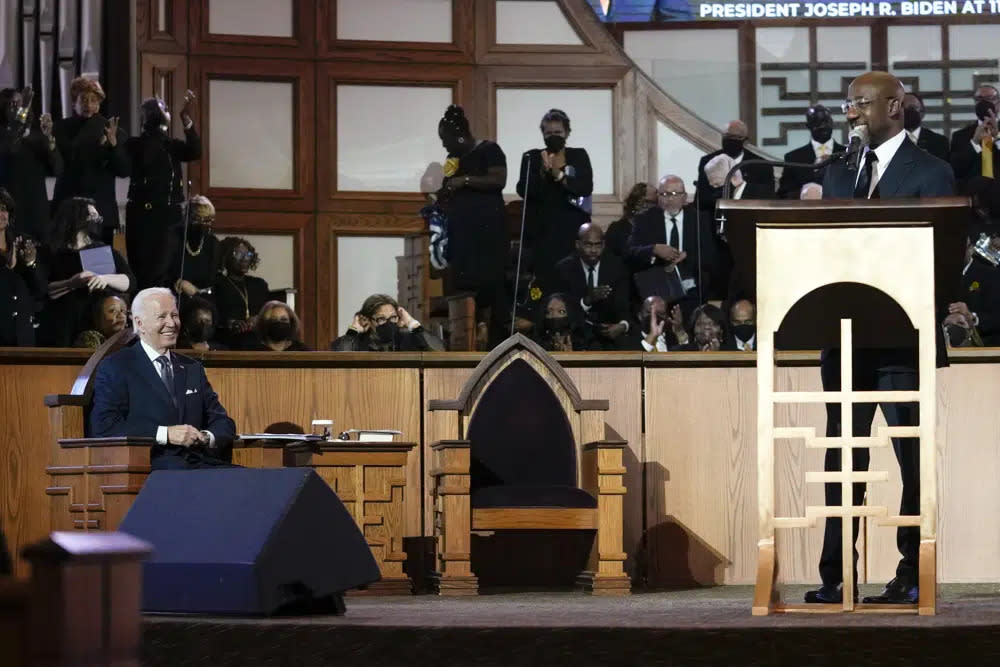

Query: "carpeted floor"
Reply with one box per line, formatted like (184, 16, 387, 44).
(143, 585, 1000, 666)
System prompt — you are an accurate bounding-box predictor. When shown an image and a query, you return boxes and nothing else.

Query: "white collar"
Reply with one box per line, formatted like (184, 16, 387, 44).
(908, 126, 922, 141)
(581, 258, 600, 274)
(810, 138, 834, 154)
(665, 208, 684, 223)
(140, 338, 172, 363)
(731, 151, 744, 165)
(868, 128, 907, 171)
(737, 333, 756, 350)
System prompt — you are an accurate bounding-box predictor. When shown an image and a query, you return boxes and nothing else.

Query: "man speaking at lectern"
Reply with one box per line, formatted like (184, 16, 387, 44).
(806, 71, 955, 605)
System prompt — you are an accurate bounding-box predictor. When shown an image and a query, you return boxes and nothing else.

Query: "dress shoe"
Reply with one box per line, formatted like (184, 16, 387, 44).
(862, 577, 918, 604)
(804, 583, 858, 603)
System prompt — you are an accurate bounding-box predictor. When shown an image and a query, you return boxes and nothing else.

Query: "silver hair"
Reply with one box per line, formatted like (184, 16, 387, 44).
(131, 287, 175, 326)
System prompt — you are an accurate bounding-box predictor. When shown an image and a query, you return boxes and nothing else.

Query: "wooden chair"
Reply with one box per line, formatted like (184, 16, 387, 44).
(429, 334, 630, 596)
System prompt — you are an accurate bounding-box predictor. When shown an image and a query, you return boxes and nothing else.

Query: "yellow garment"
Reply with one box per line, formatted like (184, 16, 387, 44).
(983, 136, 994, 178)
(443, 157, 459, 178)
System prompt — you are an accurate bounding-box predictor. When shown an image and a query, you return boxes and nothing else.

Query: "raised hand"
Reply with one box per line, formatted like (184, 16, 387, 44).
(39, 113, 53, 138)
(101, 117, 120, 146)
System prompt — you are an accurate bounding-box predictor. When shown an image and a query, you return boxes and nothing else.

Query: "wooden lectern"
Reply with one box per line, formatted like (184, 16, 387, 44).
(718, 197, 968, 616)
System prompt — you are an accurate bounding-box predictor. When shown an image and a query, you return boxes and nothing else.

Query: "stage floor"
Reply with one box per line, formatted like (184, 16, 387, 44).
(144, 585, 1000, 666)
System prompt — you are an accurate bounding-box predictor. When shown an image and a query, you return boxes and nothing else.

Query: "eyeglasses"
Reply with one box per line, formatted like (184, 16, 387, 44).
(840, 97, 896, 114)
(232, 249, 256, 260)
(372, 315, 399, 326)
(657, 190, 686, 198)
(974, 94, 999, 103)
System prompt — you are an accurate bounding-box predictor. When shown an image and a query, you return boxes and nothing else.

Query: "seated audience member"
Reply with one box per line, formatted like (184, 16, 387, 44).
(948, 232, 1000, 345)
(777, 105, 844, 199)
(704, 153, 775, 201)
(234, 300, 310, 351)
(629, 174, 719, 301)
(175, 195, 221, 298)
(552, 223, 631, 350)
(73, 291, 128, 349)
(39, 197, 134, 347)
(212, 236, 270, 343)
(903, 92, 949, 163)
(675, 303, 727, 352)
(950, 85, 999, 194)
(533, 292, 590, 352)
(177, 296, 226, 351)
(632, 295, 689, 352)
(724, 299, 756, 351)
(0, 189, 43, 345)
(942, 311, 981, 347)
(89, 287, 237, 470)
(331, 294, 438, 352)
(605, 182, 655, 262)
(800, 183, 823, 200)
(696, 120, 774, 214)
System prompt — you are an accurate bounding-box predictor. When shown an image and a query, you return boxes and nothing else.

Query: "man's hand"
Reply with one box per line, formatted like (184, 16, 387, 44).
(599, 322, 626, 339)
(644, 312, 665, 345)
(100, 117, 120, 146)
(180, 89, 196, 126)
(74, 270, 97, 288)
(584, 285, 612, 306)
(666, 250, 688, 269)
(975, 110, 998, 143)
(949, 301, 973, 321)
(167, 425, 204, 447)
(653, 244, 682, 263)
(944, 312, 971, 328)
(175, 279, 198, 296)
(730, 168, 745, 188)
(669, 304, 689, 345)
(39, 113, 53, 138)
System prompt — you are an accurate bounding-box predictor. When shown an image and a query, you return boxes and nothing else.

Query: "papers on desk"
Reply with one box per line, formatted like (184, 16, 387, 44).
(80, 245, 116, 276)
(340, 429, 402, 442)
(239, 433, 324, 443)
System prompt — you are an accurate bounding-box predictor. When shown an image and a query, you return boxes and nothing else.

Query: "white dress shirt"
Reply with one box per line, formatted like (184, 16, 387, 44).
(139, 339, 215, 447)
(907, 126, 922, 145)
(579, 259, 629, 332)
(664, 209, 684, 253)
(855, 128, 907, 197)
(640, 333, 668, 352)
(736, 334, 756, 351)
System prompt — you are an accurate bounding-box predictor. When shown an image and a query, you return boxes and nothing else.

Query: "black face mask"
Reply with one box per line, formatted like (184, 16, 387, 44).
(544, 135, 566, 152)
(976, 100, 996, 121)
(722, 137, 744, 158)
(810, 126, 833, 144)
(945, 324, 969, 348)
(263, 319, 293, 342)
(186, 321, 214, 343)
(903, 107, 922, 132)
(374, 322, 397, 343)
(86, 221, 103, 241)
(544, 316, 571, 333)
(732, 324, 755, 342)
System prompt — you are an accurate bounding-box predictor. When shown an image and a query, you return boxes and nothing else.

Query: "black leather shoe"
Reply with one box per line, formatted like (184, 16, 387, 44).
(804, 583, 859, 603)
(862, 577, 918, 604)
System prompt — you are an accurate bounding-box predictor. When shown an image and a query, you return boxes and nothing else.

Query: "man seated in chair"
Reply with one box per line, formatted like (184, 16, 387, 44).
(89, 287, 237, 469)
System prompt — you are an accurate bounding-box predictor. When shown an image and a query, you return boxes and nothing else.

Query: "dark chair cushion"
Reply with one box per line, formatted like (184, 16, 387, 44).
(471, 485, 597, 509)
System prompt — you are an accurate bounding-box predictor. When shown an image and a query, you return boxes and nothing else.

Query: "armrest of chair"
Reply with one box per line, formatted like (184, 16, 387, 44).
(430, 440, 470, 496)
(55, 437, 155, 471)
(44, 394, 88, 408)
(580, 440, 628, 497)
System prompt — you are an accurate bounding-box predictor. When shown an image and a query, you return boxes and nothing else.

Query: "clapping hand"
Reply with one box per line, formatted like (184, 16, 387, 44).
(644, 312, 665, 346)
(15, 236, 37, 266)
(39, 113, 53, 138)
(180, 89, 196, 126)
(397, 306, 415, 329)
(584, 285, 612, 306)
(975, 109, 998, 143)
(100, 117, 120, 146)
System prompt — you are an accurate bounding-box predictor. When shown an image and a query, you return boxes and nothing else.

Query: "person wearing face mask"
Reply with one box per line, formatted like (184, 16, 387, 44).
(696, 120, 774, 215)
(435, 104, 509, 347)
(532, 293, 590, 352)
(945, 232, 1000, 347)
(235, 301, 310, 351)
(38, 197, 134, 346)
(0, 87, 63, 245)
(901, 93, 949, 164)
(125, 92, 201, 291)
(330, 294, 439, 352)
(52, 78, 129, 245)
(950, 84, 1000, 194)
(73, 292, 129, 349)
(174, 195, 221, 299)
(212, 236, 270, 345)
(177, 297, 227, 351)
(777, 105, 846, 199)
(517, 109, 594, 292)
(723, 299, 756, 351)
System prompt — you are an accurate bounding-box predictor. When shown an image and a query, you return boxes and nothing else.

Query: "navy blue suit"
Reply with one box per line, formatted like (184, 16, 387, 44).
(817, 135, 954, 589)
(89, 341, 236, 469)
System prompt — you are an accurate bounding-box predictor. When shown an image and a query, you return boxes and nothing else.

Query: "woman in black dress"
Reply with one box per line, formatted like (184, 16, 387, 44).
(532, 292, 591, 352)
(39, 197, 134, 346)
(516, 109, 594, 291)
(175, 195, 221, 298)
(436, 104, 509, 345)
(212, 236, 270, 344)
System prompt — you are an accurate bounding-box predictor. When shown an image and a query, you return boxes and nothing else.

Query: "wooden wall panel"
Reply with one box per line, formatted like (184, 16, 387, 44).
(422, 366, 476, 535)
(205, 366, 423, 537)
(186, 57, 316, 212)
(139, 53, 190, 138)
(189, 0, 317, 59)
(137, 0, 189, 53)
(213, 211, 317, 348)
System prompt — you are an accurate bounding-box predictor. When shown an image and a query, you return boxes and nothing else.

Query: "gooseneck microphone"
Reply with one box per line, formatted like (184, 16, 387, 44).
(845, 125, 869, 172)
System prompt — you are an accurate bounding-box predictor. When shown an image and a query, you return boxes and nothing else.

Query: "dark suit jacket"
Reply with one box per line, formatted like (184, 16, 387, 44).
(823, 134, 955, 369)
(963, 258, 1000, 345)
(0, 130, 63, 244)
(696, 148, 774, 211)
(551, 253, 631, 327)
(950, 122, 999, 192)
(89, 342, 236, 463)
(915, 127, 949, 164)
(627, 203, 716, 293)
(777, 141, 846, 199)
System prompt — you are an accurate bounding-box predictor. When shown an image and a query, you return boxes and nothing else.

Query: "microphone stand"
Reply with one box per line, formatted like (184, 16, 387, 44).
(714, 152, 852, 234)
(510, 153, 532, 336)
(176, 181, 193, 298)
(693, 180, 703, 306)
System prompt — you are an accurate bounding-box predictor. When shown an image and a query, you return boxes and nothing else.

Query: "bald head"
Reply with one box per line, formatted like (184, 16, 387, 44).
(642, 296, 666, 319)
(656, 175, 687, 215)
(576, 222, 605, 266)
(847, 71, 905, 146)
(726, 120, 748, 137)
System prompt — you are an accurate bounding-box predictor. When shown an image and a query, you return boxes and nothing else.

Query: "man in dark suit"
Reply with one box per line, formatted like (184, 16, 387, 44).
(949, 84, 999, 193)
(808, 71, 955, 606)
(89, 287, 237, 470)
(628, 174, 718, 303)
(902, 93, 949, 163)
(551, 223, 632, 350)
(777, 105, 846, 199)
(696, 120, 774, 214)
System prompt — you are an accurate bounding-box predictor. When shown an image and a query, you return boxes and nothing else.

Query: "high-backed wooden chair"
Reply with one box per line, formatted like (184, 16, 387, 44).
(429, 334, 629, 596)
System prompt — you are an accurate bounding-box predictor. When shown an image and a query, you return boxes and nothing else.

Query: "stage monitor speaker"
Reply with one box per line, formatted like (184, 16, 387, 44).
(119, 468, 380, 615)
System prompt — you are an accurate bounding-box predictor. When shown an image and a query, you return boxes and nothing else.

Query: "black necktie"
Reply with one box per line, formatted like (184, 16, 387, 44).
(587, 265, 596, 288)
(853, 151, 879, 199)
(669, 215, 679, 249)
